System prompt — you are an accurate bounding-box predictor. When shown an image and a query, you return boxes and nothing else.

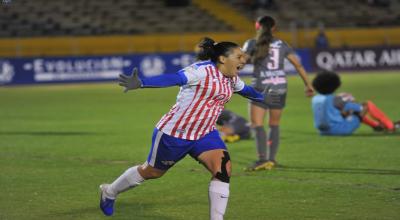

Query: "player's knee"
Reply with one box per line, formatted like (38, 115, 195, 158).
(148, 170, 165, 179)
(214, 151, 231, 183)
(139, 164, 166, 179)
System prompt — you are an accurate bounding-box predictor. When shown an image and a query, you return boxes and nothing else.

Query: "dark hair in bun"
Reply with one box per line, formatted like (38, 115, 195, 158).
(196, 37, 239, 63)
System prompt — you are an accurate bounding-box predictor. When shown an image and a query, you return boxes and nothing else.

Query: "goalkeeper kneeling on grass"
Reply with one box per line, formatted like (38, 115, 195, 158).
(311, 71, 399, 135)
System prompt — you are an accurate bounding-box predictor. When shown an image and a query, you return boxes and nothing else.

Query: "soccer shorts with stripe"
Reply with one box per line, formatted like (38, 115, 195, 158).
(147, 128, 227, 170)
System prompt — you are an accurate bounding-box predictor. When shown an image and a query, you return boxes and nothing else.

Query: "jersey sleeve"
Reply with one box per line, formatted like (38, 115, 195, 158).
(236, 84, 264, 102)
(180, 65, 204, 86)
(140, 71, 188, 88)
(335, 94, 362, 112)
(333, 95, 349, 110)
(233, 76, 245, 92)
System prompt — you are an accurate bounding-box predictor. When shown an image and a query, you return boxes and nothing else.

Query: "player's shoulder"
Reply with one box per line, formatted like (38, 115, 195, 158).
(270, 38, 290, 48)
(244, 38, 256, 44)
(182, 61, 213, 81)
(184, 61, 209, 72)
(243, 38, 256, 49)
(312, 93, 329, 102)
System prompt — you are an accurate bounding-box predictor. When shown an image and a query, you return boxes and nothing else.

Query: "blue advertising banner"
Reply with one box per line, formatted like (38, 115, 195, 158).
(0, 53, 195, 85)
(0, 49, 312, 86)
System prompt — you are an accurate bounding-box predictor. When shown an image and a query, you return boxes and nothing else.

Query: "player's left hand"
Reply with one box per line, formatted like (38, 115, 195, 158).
(118, 68, 142, 93)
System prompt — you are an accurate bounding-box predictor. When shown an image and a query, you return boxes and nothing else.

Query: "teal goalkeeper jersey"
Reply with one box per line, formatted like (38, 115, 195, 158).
(311, 94, 345, 131)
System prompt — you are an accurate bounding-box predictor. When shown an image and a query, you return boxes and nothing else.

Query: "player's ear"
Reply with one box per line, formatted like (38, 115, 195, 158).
(218, 55, 226, 64)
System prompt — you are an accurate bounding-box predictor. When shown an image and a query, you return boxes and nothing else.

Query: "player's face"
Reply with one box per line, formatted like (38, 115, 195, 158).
(219, 47, 247, 78)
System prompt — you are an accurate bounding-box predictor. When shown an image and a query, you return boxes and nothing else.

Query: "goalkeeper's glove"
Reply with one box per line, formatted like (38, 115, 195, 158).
(118, 68, 142, 93)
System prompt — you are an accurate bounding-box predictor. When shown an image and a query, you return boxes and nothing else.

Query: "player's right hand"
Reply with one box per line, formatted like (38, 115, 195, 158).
(118, 68, 142, 93)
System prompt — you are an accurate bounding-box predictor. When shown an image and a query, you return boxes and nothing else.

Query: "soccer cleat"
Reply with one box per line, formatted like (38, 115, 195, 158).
(244, 160, 275, 171)
(224, 134, 240, 143)
(99, 184, 115, 216)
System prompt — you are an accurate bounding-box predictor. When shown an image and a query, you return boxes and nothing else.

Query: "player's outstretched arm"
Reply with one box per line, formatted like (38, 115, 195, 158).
(287, 54, 314, 97)
(118, 68, 188, 93)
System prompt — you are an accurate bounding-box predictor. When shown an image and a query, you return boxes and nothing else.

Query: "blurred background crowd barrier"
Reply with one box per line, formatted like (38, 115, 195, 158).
(1, 0, 400, 85)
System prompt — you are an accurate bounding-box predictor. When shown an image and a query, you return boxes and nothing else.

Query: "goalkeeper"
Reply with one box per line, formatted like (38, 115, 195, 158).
(311, 71, 399, 135)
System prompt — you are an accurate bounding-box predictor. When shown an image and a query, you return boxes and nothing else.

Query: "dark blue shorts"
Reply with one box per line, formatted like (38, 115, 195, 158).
(146, 128, 227, 170)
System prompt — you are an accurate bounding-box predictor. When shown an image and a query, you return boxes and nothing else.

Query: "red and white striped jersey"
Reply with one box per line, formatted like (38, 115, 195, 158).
(156, 61, 245, 140)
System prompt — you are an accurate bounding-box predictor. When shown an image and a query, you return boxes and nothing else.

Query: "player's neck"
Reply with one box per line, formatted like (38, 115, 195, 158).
(218, 65, 233, 78)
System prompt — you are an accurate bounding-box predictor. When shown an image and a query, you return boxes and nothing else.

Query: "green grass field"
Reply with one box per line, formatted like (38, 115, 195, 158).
(1, 72, 400, 220)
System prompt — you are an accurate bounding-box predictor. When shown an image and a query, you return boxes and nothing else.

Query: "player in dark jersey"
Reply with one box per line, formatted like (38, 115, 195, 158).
(243, 15, 314, 171)
(216, 109, 251, 143)
(312, 71, 400, 135)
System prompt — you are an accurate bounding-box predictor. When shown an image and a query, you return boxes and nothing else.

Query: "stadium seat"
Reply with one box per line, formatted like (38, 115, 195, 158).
(0, 0, 233, 38)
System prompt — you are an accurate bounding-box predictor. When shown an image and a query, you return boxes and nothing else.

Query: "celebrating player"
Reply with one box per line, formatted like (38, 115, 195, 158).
(99, 37, 277, 220)
(311, 71, 399, 135)
(243, 15, 314, 171)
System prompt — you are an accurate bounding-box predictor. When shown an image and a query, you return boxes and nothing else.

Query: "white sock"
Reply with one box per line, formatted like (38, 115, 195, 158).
(209, 180, 230, 220)
(106, 166, 144, 199)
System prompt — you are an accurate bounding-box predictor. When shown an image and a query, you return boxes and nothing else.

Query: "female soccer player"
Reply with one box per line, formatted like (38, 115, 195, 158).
(99, 37, 276, 220)
(243, 15, 314, 171)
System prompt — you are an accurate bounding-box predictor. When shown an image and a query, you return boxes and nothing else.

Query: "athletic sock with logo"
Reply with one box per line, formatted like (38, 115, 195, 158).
(209, 180, 229, 220)
(106, 166, 144, 199)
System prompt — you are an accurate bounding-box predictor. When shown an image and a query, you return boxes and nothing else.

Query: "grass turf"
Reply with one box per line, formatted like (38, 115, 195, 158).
(1, 72, 399, 220)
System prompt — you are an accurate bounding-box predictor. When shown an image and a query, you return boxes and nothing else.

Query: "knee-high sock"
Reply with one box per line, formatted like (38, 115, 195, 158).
(209, 180, 229, 220)
(362, 114, 380, 128)
(106, 166, 144, 199)
(253, 126, 267, 161)
(366, 101, 394, 130)
(267, 125, 279, 162)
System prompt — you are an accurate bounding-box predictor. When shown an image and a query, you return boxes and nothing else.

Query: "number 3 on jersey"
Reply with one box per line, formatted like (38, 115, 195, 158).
(267, 48, 280, 70)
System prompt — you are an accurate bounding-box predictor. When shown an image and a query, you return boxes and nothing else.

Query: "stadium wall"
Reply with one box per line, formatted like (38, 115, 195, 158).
(1, 46, 399, 86)
(1, 27, 400, 57)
